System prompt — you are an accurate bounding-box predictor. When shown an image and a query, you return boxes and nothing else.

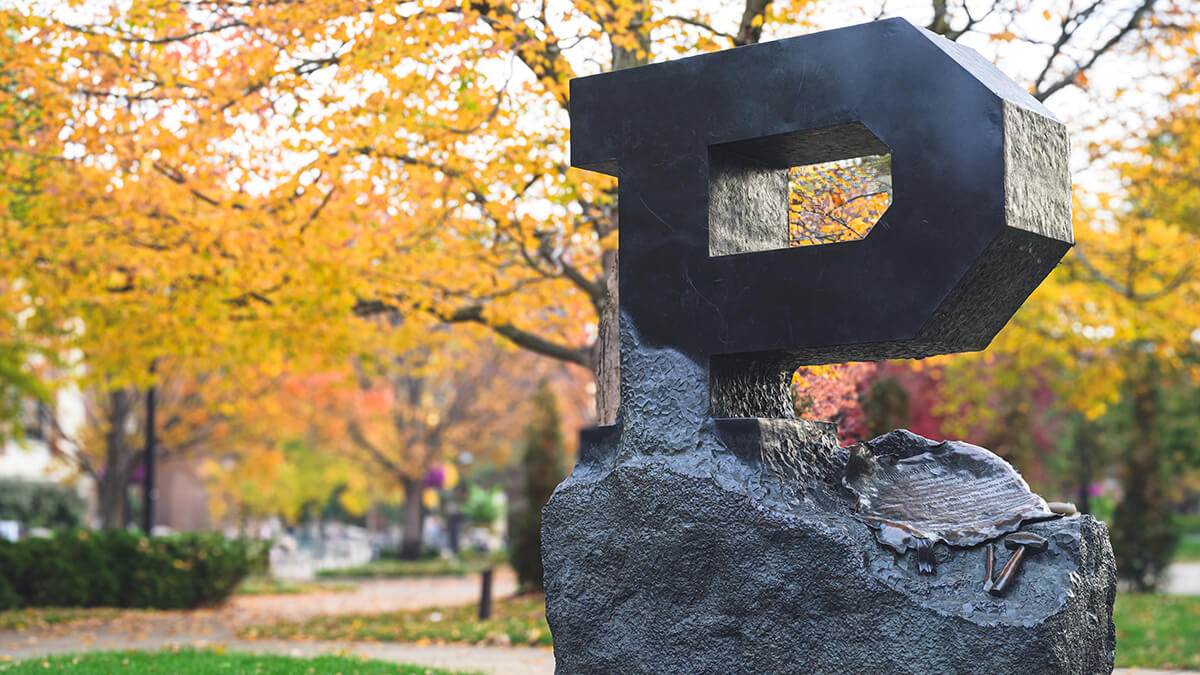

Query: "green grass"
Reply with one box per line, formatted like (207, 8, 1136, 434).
(1178, 513, 1200, 535)
(315, 554, 508, 579)
(235, 576, 358, 596)
(0, 649, 474, 674)
(1174, 535, 1200, 562)
(1115, 594, 1200, 669)
(243, 593, 550, 647)
(0, 608, 125, 631)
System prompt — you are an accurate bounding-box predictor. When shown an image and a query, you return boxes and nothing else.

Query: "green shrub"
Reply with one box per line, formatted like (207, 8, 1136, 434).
(11, 537, 92, 607)
(0, 480, 84, 530)
(55, 531, 120, 606)
(0, 574, 18, 610)
(464, 485, 503, 528)
(112, 532, 199, 608)
(191, 534, 269, 605)
(0, 530, 265, 609)
(0, 544, 19, 611)
(1113, 504, 1180, 592)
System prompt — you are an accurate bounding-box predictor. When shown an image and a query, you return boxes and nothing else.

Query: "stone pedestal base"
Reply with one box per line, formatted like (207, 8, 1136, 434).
(543, 423, 1115, 674)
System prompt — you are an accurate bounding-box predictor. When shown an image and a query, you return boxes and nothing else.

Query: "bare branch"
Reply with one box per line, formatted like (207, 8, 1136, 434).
(467, 3, 574, 107)
(1034, 0, 1155, 101)
(299, 186, 335, 235)
(664, 15, 736, 43)
(559, 259, 607, 308)
(347, 419, 408, 478)
(63, 21, 246, 44)
(152, 162, 248, 210)
(1072, 243, 1193, 303)
(442, 305, 590, 366)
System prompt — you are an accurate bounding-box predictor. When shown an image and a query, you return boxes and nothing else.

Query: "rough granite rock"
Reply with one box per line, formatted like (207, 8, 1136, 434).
(543, 421, 1116, 675)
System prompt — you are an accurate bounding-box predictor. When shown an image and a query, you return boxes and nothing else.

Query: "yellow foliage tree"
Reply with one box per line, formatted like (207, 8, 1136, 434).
(8, 0, 1179, 429)
(1, 0, 1194, 539)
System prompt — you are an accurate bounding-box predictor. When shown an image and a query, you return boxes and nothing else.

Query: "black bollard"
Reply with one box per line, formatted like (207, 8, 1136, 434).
(478, 568, 493, 620)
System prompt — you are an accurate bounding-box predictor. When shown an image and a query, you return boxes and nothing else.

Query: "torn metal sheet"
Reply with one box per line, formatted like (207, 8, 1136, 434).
(844, 430, 1059, 564)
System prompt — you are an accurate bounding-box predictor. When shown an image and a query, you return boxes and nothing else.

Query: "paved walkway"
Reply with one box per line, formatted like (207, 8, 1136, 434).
(1113, 667, 1200, 672)
(2, 634, 552, 675)
(1163, 562, 1200, 595)
(0, 572, 548, 674)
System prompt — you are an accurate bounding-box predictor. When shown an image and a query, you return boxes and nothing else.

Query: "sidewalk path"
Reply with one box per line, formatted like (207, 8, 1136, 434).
(1116, 671, 1200, 675)
(1164, 562, 1200, 595)
(1, 634, 552, 675)
(0, 572, 536, 673)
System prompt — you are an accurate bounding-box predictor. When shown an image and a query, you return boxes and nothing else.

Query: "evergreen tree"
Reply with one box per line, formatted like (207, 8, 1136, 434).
(1107, 356, 1198, 590)
(510, 381, 566, 592)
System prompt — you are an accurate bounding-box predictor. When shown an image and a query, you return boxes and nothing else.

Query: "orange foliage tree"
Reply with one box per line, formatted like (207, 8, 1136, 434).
(206, 330, 562, 553)
(334, 337, 548, 557)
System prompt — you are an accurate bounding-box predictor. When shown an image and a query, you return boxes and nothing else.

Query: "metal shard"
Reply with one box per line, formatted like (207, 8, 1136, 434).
(844, 430, 1060, 558)
(984, 545, 995, 592)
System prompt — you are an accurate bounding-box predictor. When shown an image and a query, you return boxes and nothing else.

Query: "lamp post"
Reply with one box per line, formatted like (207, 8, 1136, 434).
(142, 363, 157, 535)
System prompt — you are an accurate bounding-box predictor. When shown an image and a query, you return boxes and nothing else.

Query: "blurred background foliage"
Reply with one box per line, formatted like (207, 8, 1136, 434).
(0, 0, 1196, 598)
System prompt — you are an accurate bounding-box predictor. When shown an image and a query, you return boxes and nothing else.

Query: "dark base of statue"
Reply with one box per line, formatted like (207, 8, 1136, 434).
(542, 421, 1115, 675)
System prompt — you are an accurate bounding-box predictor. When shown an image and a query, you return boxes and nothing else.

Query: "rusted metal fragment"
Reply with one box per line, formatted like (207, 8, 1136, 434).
(984, 545, 995, 592)
(990, 531, 1051, 596)
(844, 430, 1060, 565)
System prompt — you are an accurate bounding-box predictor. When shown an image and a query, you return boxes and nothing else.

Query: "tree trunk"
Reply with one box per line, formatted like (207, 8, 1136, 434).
(400, 475, 424, 559)
(593, 248, 620, 425)
(96, 387, 138, 529)
(97, 470, 129, 529)
(610, 1, 650, 72)
(1112, 361, 1179, 591)
(1074, 417, 1094, 515)
(590, 1, 651, 424)
(1125, 377, 1163, 590)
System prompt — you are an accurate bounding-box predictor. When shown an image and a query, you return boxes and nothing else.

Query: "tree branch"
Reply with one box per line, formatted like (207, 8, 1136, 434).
(442, 305, 590, 366)
(1072, 243, 1193, 303)
(929, 0, 952, 35)
(63, 21, 247, 45)
(559, 259, 607, 308)
(467, 2, 574, 108)
(664, 15, 736, 42)
(1034, 0, 1156, 101)
(734, 0, 773, 46)
(347, 419, 408, 478)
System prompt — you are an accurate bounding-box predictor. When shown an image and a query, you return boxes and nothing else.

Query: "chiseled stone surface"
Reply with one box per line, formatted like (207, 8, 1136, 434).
(543, 425, 1116, 675)
(1003, 99, 1073, 244)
